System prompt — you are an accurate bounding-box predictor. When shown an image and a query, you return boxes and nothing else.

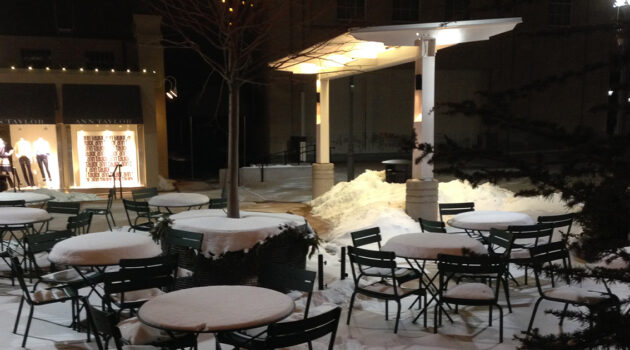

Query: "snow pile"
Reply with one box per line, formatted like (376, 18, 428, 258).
(158, 175, 176, 191)
(311, 171, 573, 241)
(311, 170, 414, 241)
(34, 188, 100, 202)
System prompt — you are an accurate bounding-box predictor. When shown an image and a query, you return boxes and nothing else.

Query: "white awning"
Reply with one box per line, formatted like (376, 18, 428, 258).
(273, 17, 521, 79)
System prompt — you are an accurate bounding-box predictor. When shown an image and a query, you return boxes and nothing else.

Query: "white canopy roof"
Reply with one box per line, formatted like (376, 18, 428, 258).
(274, 18, 521, 78)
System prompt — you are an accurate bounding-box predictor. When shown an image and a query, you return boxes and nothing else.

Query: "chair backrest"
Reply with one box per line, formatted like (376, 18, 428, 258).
(82, 298, 125, 350)
(0, 200, 25, 207)
(260, 263, 316, 317)
(437, 254, 505, 301)
(122, 199, 151, 226)
(209, 197, 227, 209)
(25, 231, 73, 276)
(529, 241, 572, 292)
(46, 201, 81, 215)
(10, 256, 35, 305)
(486, 228, 514, 257)
(106, 188, 116, 210)
(131, 187, 158, 201)
(104, 254, 178, 306)
(419, 218, 447, 233)
(67, 211, 93, 235)
(166, 227, 203, 251)
(266, 306, 342, 350)
(537, 213, 574, 242)
(507, 223, 554, 249)
(350, 227, 382, 248)
(438, 202, 475, 222)
(347, 246, 397, 283)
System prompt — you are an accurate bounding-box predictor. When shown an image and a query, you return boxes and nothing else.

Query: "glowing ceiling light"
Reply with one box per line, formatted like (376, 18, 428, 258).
(79, 67, 84, 72)
(142, 68, 147, 73)
(61, 67, 66, 71)
(10, 66, 15, 70)
(94, 68, 99, 72)
(126, 69, 131, 73)
(609, 90, 614, 96)
(349, 41, 387, 59)
(27, 66, 33, 70)
(45, 67, 50, 71)
(111, 68, 115, 72)
(436, 28, 463, 46)
(295, 63, 319, 74)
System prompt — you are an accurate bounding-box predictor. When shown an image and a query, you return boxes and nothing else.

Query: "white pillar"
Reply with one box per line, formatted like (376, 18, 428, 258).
(407, 38, 438, 220)
(420, 39, 436, 181)
(316, 78, 330, 163)
(313, 77, 334, 198)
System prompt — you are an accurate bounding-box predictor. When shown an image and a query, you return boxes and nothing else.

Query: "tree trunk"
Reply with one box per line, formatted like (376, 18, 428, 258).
(227, 84, 240, 218)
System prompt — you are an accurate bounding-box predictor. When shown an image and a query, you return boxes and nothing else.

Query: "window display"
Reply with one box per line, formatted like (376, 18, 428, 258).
(8, 125, 59, 189)
(74, 127, 141, 188)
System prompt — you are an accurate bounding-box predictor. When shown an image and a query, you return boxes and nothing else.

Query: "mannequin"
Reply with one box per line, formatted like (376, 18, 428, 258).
(33, 137, 52, 182)
(0, 138, 15, 188)
(14, 137, 34, 187)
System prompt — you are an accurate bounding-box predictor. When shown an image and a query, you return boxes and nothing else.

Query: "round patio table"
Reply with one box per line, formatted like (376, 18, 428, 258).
(48, 231, 161, 266)
(0, 192, 53, 206)
(448, 210, 535, 231)
(48, 231, 162, 299)
(148, 193, 209, 213)
(0, 207, 52, 253)
(170, 209, 311, 257)
(137, 285, 294, 333)
(382, 232, 488, 323)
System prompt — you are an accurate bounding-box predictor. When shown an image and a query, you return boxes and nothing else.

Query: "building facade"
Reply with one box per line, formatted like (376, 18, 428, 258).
(0, 1, 167, 190)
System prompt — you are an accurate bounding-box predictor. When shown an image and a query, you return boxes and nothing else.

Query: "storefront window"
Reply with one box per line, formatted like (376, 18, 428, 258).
(71, 124, 143, 188)
(8, 124, 60, 189)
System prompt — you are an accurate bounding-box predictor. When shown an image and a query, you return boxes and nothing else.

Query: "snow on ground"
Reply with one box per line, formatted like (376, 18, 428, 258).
(33, 188, 100, 202)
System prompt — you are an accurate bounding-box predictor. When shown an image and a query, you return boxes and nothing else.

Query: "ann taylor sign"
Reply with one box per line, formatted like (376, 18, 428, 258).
(71, 119, 136, 124)
(0, 119, 47, 124)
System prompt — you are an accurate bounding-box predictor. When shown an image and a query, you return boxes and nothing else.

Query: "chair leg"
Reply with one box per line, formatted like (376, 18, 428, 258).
(13, 296, 24, 333)
(385, 300, 388, 320)
(497, 304, 504, 343)
(523, 266, 528, 285)
(489, 305, 493, 326)
(527, 297, 543, 335)
(559, 303, 569, 326)
(423, 292, 428, 328)
(394, 300, 401, 334)
(502, 277, 512, 313)
(109, 212, 116, 227)
(346, 292, 357, 325)
(104, 214, 112, 231)
(22, 304, 34, 348)
(433, 302, 439, 334)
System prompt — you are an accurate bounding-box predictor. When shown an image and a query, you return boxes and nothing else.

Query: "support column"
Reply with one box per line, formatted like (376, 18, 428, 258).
(407, 38, 438, 220)
(313, 77, 334, 198)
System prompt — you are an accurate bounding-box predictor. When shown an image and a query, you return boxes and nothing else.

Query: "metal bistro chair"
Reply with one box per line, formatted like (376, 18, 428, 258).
(84, 188, 117, 230)
(45, 201, 81, 231)
(347, 246, 426, 332)
(11, 256, 78, 348)
(217, 263, 317, 349)
(102, 254, 178, 317)
(419, 217, 447, 233)
(263, 307, 341, 350)
(507, 223, 554, 285)
(526, 242, 620, 335)
(537, 213, 574, 243)
(439, 202, 476, 237)
(131, 187, 158, 202)
(0, 200, 26, 207)
(350, 227, 382, 249)
(209, 197, 228, 209)
(435, 254, 507, 343)
(164, 227, 203, 289)
(83, 297, 195, 350)
(122, 199, 157, 232)
(485, 228, 516, 312)
(67, 211, 93, 235)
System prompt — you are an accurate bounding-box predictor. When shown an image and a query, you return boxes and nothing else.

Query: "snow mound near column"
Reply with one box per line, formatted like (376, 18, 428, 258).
(311, 170, 573, 241)
(34, 188, 100, 202)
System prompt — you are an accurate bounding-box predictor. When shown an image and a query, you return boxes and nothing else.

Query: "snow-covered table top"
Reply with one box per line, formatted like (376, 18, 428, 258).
(148, 193, 209, 208)
(0, 207, 52, 225)
(138, 286, 294, 332)
(48, 231, 162, 266)
(382, 233, 487, 260)
(448, 210, 535, 231)
(0, 192, 53, 204)
(170, 209, 311, 256)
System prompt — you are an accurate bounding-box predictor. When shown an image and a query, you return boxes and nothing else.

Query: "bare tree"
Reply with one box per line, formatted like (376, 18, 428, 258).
(149, 0, 344, 218)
